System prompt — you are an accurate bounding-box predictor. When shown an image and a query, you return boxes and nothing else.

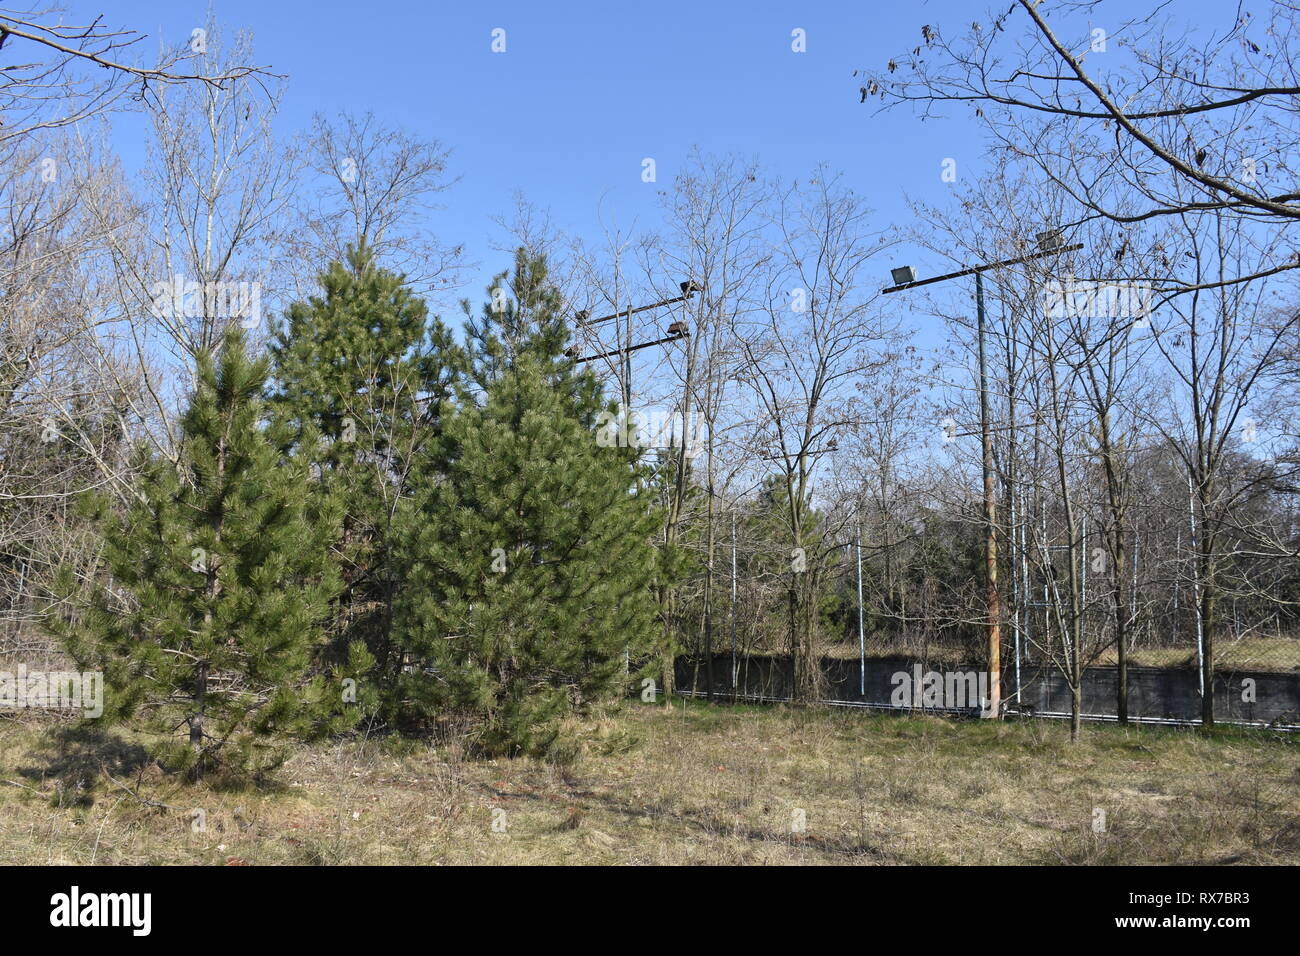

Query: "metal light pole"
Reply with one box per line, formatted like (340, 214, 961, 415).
(572, 281, 702, 414)
(883, 237, 1082, 719)
(572, 281, 701, 701)
(975, 269, 1001, 717)
(624, 305, 633, 411)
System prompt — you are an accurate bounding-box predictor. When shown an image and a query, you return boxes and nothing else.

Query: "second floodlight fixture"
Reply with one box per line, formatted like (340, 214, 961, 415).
(1035, 229, 1064, 252)
(890, 266, 917, 286)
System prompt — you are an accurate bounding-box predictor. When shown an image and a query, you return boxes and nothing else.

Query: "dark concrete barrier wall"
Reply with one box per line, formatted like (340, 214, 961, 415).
(675, 654, 1300, 726)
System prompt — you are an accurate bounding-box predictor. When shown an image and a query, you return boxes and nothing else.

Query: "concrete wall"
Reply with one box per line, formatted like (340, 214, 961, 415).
(675, 654, 1300, 727)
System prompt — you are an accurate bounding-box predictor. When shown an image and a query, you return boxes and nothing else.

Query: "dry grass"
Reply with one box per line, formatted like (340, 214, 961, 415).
(1, 700, 1297, 865)
(1099, 635, 1300, 672)
(819, 633, 1300, 671)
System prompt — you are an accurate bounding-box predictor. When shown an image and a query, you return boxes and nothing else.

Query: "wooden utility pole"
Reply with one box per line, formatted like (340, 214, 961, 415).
(883, 240, 1083, 719)
(975, 270, 1001, 717)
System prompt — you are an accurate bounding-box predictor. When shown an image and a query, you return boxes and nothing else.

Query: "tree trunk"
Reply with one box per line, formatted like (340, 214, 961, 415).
(1201, 585, 1216, 726)
(787, 583, 800, 700)
(1115, 604, 1128, 724)
(190, 660, 208, 777)
(1113, 530, 1128, 724)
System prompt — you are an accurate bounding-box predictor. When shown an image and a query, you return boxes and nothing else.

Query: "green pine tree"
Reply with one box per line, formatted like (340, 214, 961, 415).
(270, 245, 462, 709)
(52, 328, 359, 780)
(393, 250, 663, 758)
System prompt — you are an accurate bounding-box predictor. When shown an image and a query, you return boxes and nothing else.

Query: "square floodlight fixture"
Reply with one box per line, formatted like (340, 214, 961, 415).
(1035, 230, 1064, 252)
(890, 266, 917, 286)
(680, 279, 703, 295)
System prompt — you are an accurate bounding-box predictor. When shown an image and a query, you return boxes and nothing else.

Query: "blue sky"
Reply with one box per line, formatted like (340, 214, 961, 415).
(44, 0, 1286, 474)
(59, 0, 1242, 336)
(65, 0, 975, 294)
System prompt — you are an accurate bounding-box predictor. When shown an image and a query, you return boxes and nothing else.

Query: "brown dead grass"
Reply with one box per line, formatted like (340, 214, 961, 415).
(1, 700, 1297, 865)
(817, 633, 1300, 671)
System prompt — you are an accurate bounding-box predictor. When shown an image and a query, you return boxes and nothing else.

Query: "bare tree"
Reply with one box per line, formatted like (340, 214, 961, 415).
(862, 1, 1300, 248)
(1141, 206, 1299, 723)
(286, 111, 464, 299)
(74, 17, 290, 465)
(735, 168, 900, 701)
(645, 151, 771, 698)
(0, 7, 274, 146)
(0, 130, 140, 645)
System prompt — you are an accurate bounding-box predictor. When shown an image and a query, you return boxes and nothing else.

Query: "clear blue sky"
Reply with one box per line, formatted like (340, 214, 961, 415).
(61, 0, 972, 292)
(62, 0, 1234, 312)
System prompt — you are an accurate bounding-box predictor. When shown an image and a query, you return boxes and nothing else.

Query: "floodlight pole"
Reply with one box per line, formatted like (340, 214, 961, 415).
(624, 305, 633, 412)
(572, 283, 700, 700)
(975, 269, 1001, 718)
(883, 242, 1082, 720)
(573, 285, 700, 410)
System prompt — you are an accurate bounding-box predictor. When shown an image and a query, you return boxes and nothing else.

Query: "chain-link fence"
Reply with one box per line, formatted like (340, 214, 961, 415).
(671, 510, 1300, 729)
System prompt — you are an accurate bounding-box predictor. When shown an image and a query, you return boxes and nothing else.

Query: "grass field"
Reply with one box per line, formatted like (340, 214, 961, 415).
(1099, 635, 1300, 672)
(1, 700, 1297, 865)
(816, 633, 1300, 671)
